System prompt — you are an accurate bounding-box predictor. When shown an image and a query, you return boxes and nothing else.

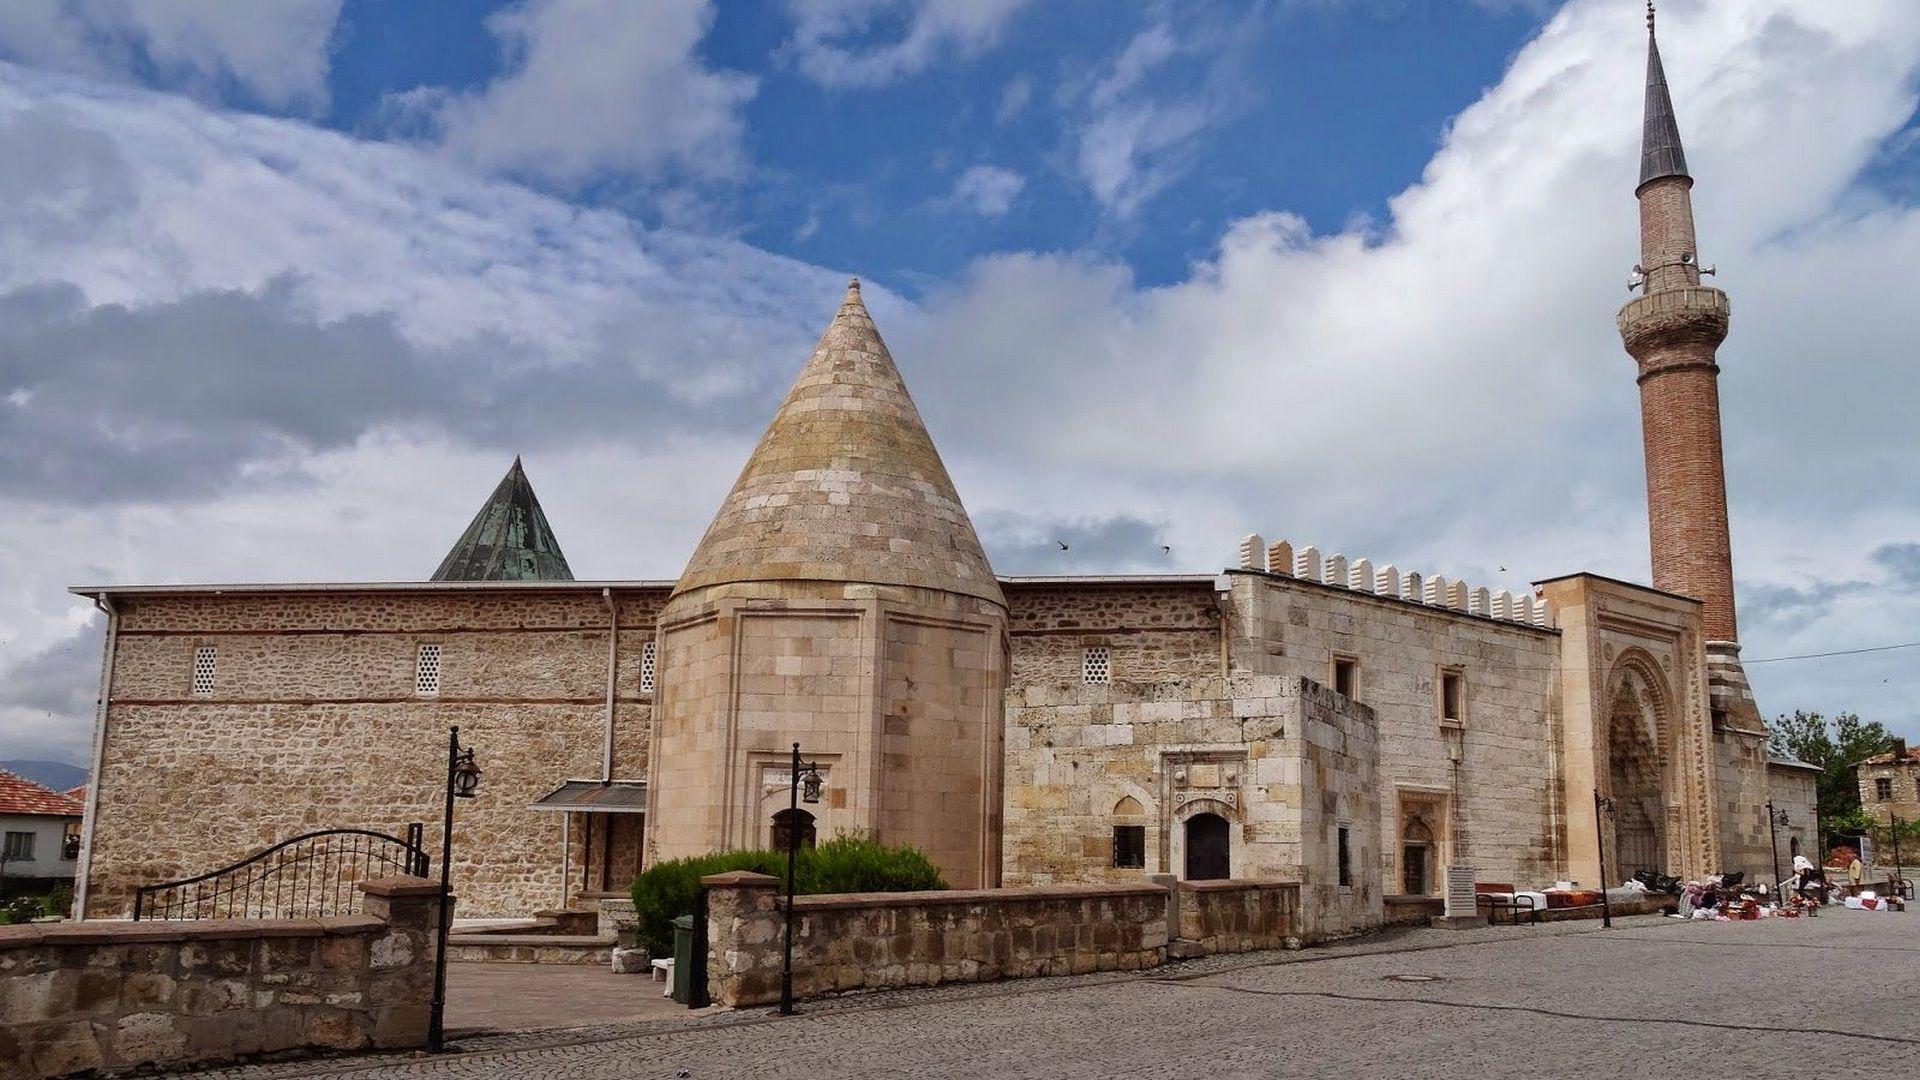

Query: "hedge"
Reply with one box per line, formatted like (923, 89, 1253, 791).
(629, 835, 946, 956)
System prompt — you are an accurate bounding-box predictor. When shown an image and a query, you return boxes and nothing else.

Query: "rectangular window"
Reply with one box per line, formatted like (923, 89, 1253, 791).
(1112, 825, 1146, 869)
(191, 645, 217, 696)
(640, 641, 657, 695)
(415, 644, 442, 696)
(3, 832, 33, 859)
(1878, 777, 1895, 801)
(1332, 655, 1360, 700)
(1337, 826, 1352, 888)
(1082, 646, 1111, 685)
(1439, 668, 1466, 726)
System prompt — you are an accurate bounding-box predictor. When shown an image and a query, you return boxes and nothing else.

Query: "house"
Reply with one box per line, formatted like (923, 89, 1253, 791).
(0, 770, 84, 896)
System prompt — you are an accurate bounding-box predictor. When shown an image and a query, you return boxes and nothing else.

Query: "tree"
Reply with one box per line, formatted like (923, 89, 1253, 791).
(1767, 710, 1895, 826)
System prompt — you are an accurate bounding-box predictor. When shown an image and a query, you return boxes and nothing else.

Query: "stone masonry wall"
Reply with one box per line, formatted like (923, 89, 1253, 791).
(700, 871, 1298, 1007)
(1001, 675, 1378, 940)
(1176, 880, 1301, 953)
(1714, 727, 1773, 882)
(1005, 582, 1220, 685)
(0, 877, 439, 1079)
(1857, 752, 1920, 827)
(1222, 571, 1562, 892)
(86, 587, 666, 919)
(1766, 764, 1819, 868)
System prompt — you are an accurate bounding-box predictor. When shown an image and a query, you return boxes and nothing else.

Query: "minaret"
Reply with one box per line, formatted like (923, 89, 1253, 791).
(648, 279, 1007, 887)
(1616, 7, 1760, 728)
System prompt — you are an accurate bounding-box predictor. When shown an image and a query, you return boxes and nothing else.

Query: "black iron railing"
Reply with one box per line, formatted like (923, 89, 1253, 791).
(133, 824, 429, 921)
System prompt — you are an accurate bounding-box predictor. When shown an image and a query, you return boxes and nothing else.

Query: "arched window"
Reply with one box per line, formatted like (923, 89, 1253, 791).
(1184, 813, 1230, 880)
(771, 808, 816, 851)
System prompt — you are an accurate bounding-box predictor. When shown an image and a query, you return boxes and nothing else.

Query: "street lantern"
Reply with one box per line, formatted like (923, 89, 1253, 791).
(1766, 799, 1787, 899)
(781, 742, 824, 1016)
(452, 748, 482, 799)
(429, 727, 482, 1052)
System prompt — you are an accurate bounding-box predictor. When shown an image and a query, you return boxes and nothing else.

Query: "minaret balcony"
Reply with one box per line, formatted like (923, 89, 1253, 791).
(1617, 285, 1730, 363)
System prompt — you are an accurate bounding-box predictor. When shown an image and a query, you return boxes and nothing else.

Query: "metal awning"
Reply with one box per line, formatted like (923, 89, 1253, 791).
(528, 780, 647, 814)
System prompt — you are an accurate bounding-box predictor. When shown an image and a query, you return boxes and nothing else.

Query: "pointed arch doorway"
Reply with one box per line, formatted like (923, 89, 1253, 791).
(1605, 677, 1668, 881)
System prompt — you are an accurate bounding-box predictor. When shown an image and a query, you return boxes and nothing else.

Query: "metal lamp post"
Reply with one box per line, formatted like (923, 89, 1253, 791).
(1765, 800, 1788, 899)
(778, 743, 824, 1017)
(1890, 811, 1905, 882)
(1593, 791, 1615, 929)
(428, 727, 482, 1053)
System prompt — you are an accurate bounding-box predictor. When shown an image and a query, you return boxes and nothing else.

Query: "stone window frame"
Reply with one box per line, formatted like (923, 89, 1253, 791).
(1437, 665, 1467, 729)
(190, 644, 217, 696)
(414, 643, 443, 697)
(639, 640, 657, 696)
(1330, 653, 1361, 701)
(1877, 776, 1894, 801)
(1336, 823, 1353, 890)
(1111, 824, 1147, 869)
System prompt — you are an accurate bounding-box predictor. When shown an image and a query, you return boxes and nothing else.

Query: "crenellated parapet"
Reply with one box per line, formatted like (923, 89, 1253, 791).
(1236, 535, 1550, 628)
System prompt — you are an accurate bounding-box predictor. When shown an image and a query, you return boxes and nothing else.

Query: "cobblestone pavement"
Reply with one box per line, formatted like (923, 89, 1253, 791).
(183, 911, 1920, 1079)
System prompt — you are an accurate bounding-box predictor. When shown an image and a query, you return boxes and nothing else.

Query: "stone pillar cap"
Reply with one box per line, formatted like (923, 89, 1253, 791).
(700, 870, 782, 887)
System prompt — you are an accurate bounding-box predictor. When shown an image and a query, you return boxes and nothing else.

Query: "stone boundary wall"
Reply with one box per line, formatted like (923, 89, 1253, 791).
(701, 871, 1299, 1007)
(1176, 879, 1301, 953)
(0, 877, 440, 1079)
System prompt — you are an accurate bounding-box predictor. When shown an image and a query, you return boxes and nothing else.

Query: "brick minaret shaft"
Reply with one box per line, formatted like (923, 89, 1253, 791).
(1617, 19, 1738, 645)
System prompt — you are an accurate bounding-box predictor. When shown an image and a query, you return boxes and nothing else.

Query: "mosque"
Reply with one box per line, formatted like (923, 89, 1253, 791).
(68, 18, 1817, 937)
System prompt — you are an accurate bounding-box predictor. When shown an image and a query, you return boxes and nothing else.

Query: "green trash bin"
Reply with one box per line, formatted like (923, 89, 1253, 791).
(670, 914, 695, 1004)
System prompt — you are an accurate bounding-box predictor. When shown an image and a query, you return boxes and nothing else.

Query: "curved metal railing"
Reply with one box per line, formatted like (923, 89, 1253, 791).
(133, 824, 428, 921)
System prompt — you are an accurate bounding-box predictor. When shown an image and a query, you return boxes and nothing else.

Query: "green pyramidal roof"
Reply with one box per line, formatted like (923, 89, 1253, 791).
(430, 457, 574, 582)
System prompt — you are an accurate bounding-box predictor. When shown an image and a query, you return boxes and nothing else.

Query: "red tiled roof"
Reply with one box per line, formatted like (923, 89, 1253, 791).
(0, 770, 84, 817)
(64, 784, 88, 804)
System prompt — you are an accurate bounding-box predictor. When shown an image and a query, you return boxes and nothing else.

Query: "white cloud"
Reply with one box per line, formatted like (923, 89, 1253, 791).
(0, 59, 850, 759)
(4, 0, 1920, 764)
(949, 164, 1024, 216)
(892, 0, 1920, 730)
(405, 0, 756, 185)
(0, 0, 342, 110)
(995, 73, 1032, 124)
(785, 0, 1030, 88)
(1073, 22, 1232, 217)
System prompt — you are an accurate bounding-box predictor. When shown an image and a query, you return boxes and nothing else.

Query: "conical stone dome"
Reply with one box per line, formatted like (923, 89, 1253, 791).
(673, 279, 1002, 606)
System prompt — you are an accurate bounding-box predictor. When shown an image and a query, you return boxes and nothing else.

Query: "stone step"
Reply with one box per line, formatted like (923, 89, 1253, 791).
(447, 932, 616, 965)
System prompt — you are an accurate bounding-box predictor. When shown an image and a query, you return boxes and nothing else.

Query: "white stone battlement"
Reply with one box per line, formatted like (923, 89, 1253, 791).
(1236, 534, 1551, 628)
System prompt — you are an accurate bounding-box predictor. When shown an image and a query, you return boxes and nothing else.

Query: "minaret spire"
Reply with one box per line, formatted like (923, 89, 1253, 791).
(1638, 1, 1690, 192)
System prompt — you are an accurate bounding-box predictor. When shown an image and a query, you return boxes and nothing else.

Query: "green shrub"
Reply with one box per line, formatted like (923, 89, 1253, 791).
(629, 836, 947, 957)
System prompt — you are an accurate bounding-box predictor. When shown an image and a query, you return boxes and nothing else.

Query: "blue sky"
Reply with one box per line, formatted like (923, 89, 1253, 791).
(312, 1, 1548, 289)
(0, 0, 1918, 763)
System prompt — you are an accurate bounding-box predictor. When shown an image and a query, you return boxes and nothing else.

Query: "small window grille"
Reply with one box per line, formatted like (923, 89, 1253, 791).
(415, 644, 442, 696)
(191, 646, 217, 696)
(640, 641, 657, 695)
(1878, 777, 1894, 801)
(1082, 646, 1110, 685)
(1112, 825, 1146, 869)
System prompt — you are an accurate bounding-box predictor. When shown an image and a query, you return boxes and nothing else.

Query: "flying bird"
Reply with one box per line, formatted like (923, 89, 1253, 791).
(1056, 540, 1070, 551)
